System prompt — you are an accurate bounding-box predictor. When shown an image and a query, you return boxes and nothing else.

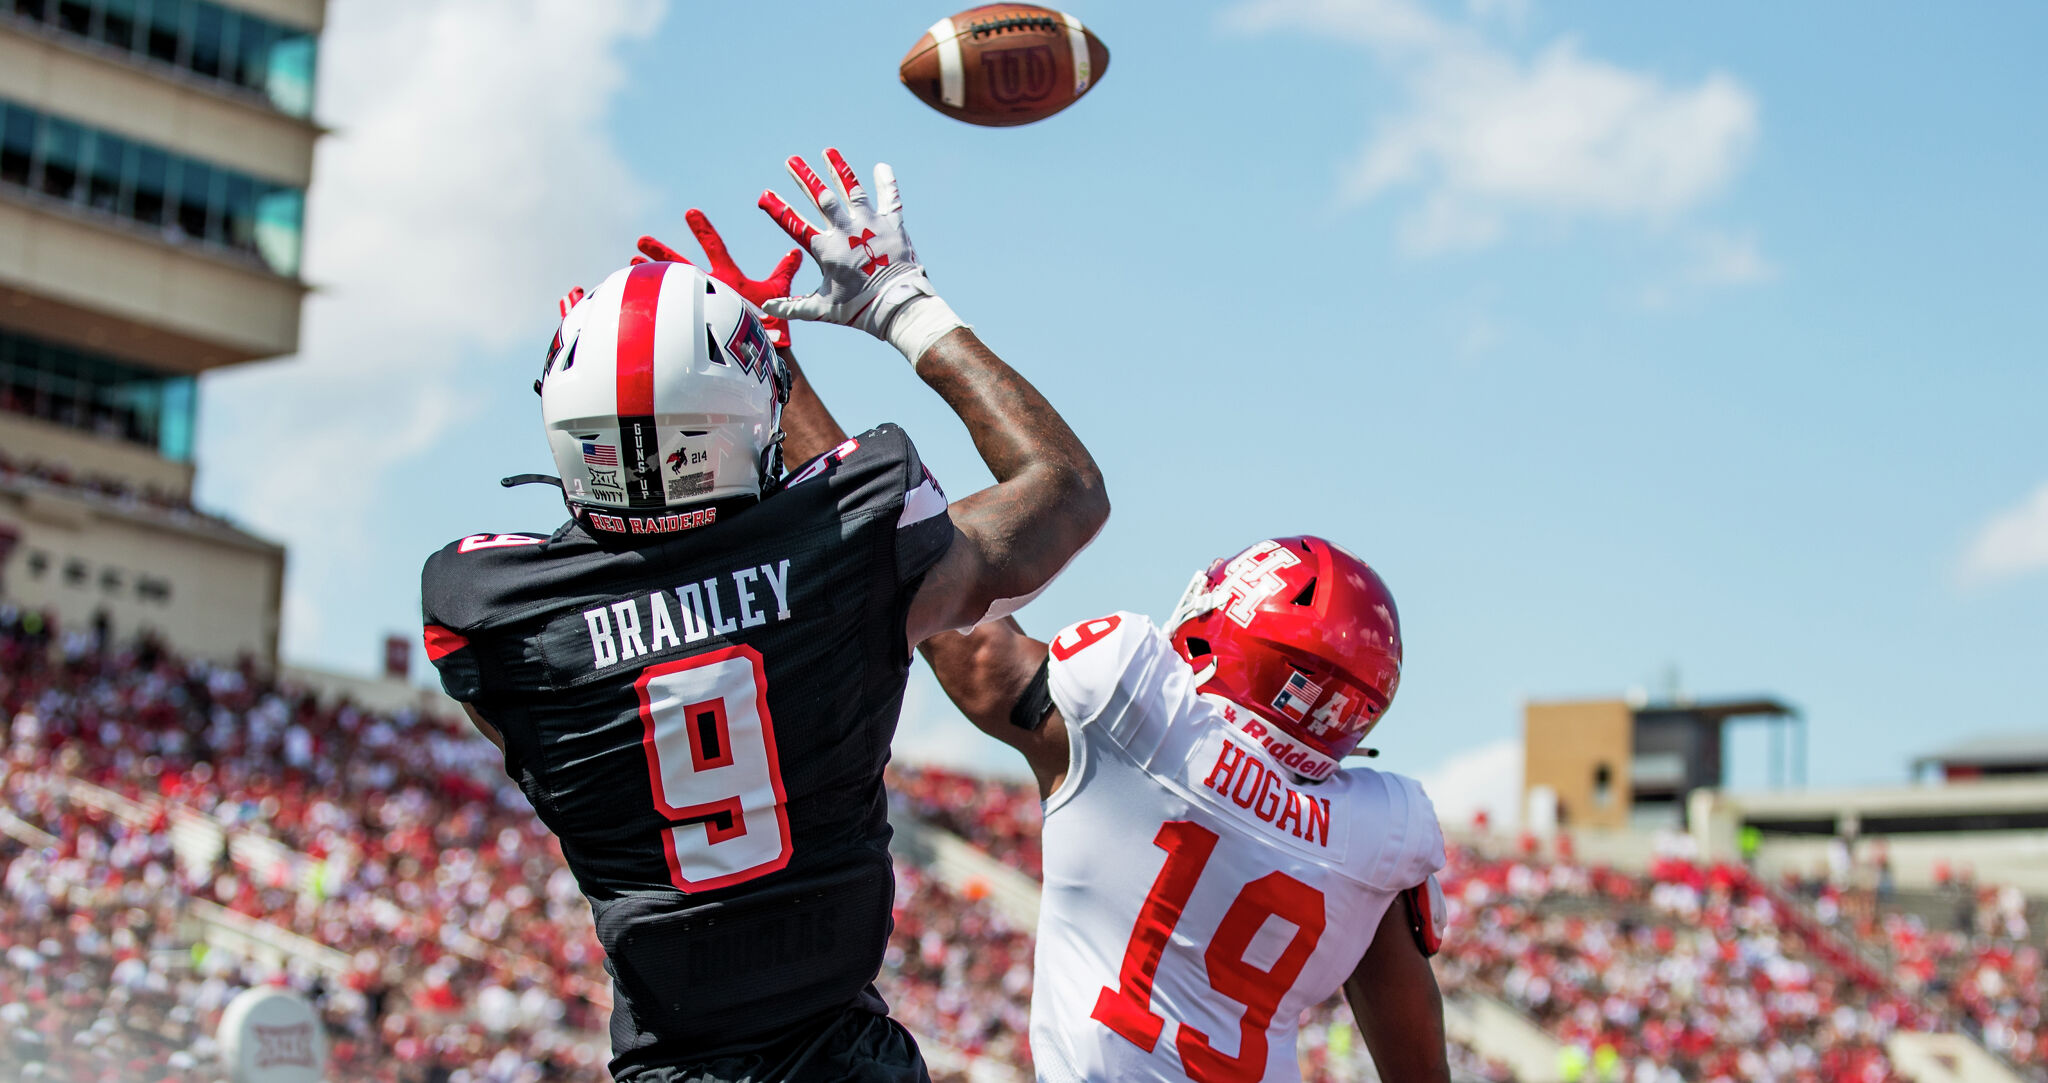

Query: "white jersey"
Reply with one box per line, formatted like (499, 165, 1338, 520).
(1029, 613, 1444, 1083)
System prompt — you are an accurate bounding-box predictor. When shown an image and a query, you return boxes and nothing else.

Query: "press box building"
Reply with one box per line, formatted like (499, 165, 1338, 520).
(0, 0, 323, 663)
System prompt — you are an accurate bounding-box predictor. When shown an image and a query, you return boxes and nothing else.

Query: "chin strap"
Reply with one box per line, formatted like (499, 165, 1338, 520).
(500, 474, 565, 490)
(756, 430, 787, 494)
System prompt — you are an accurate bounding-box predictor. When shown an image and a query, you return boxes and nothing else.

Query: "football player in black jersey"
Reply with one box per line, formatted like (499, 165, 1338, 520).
(420, 149, 1107, 1083)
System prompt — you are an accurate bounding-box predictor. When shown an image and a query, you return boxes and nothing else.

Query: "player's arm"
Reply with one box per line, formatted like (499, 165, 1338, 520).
(898, 328, 1106, 642)
(775, 348, 850, 463)
(423, 572, 510, 759)
(917, 619, 1068, 800)
(760, 149, 1109, 644)
(461, 703, 506, 755)
(1344, 891, 1451, 1083)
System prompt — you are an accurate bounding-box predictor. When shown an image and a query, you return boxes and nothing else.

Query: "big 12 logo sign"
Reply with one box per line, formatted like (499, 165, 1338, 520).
(1214, 540, 1300, 628)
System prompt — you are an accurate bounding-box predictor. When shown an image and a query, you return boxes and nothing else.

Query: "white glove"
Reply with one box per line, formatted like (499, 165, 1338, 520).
(757, 149, 967, 365)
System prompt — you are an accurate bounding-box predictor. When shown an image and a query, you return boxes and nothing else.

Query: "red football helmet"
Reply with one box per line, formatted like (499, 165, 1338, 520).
(1167, 536, 1402, 780)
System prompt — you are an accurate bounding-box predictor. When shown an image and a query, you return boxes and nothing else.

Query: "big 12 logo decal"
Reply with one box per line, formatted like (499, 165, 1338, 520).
(1215, 540, 1300, 628)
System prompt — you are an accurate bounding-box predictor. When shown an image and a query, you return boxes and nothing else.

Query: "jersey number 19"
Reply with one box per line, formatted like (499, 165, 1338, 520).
(1092, 821, 1328, 1083)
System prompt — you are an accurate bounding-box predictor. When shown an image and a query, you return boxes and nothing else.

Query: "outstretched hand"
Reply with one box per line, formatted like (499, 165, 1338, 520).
(632, 209, 804, 348)
(758, 148, 963, 363)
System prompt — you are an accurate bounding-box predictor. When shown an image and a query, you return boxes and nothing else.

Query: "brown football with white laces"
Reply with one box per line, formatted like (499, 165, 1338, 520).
(899, 5, 1110, 126)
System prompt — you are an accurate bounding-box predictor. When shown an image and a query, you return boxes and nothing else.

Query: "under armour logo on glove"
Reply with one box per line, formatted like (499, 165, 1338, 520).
(849, 229, 889, 276)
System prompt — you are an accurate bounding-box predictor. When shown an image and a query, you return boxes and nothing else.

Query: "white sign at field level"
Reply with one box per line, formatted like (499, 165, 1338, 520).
(218, 986, 328, 1083)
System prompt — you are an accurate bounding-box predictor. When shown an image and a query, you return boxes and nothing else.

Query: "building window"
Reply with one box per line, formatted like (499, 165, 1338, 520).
(1593, 763, 1614, 809)
(0, 97, 304, 276)
(3, 0, 320, 119)
(0, 327, 198, 460)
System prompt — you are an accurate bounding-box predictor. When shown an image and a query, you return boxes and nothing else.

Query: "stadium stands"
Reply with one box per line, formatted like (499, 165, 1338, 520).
(0, 450, 199, 518)
(1789, 874, 2048, 1073)
(0, 610, 1033, 1081)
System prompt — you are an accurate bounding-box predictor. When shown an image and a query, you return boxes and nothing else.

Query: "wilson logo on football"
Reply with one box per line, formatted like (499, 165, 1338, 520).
(983, 45, 1056, 104)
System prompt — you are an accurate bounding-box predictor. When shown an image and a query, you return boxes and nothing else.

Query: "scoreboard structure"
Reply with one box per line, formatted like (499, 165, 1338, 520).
(1524, 694, 1803, 831)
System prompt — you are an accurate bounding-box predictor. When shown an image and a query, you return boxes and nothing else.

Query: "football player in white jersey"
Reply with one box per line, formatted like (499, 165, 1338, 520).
(917, 538, 1450, 1083)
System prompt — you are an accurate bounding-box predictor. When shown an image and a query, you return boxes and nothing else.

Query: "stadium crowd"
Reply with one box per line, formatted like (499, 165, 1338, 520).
(0, 448, 200, 517)
(1795, 868, 2048, 1074)
(1430, 844, 1916, 1083)
(0, 608, 1052, 1081)
(9, 608, 2048, 1081)
(885, 763, 1043, 877)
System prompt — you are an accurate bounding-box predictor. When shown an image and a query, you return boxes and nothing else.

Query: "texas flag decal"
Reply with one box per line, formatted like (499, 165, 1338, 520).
(1271, 669, 1324, 722)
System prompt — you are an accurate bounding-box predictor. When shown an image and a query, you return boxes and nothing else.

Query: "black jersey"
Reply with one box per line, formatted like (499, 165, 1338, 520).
(420, 425, 952, 1078)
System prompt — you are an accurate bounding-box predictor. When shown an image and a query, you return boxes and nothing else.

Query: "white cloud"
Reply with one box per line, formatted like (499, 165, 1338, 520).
(1414, 737, 1522, 829)
(1465, 0, 1530, 26)
(1686, 228, 1778, 286)
(1639, 228, 1780, 308)
(1226, 0, 1760, 256)
(198, 0, 665, 665)
(1962, 481, 2048, 585)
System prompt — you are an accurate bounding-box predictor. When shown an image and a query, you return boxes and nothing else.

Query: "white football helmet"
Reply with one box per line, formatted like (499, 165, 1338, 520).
(539, 261, 790, 536)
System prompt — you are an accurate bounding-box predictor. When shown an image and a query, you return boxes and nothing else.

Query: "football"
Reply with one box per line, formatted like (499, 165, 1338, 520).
(899, 5, 1110, 126)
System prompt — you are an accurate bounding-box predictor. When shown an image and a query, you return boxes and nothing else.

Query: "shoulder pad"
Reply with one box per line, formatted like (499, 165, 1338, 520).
(1045, 612, 1167, 727)
(779, 424, 932, 516)
(421, 531, 552, 631)
(775, 424, 949, 587)
(1345, 768, 1446, 892)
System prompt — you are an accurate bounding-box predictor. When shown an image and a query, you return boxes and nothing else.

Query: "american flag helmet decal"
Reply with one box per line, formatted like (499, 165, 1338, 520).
(1270, 669, 1324, 722)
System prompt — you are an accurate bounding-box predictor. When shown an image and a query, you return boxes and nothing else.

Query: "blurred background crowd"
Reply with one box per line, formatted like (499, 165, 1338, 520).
(5, 611, 2046, 1082)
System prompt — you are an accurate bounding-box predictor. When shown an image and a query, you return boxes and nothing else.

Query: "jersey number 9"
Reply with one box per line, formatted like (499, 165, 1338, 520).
(634, 645, 793, 892)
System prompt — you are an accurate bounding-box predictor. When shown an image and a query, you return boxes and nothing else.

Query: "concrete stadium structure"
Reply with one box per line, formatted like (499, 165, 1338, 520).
(0, 0, 325, 662)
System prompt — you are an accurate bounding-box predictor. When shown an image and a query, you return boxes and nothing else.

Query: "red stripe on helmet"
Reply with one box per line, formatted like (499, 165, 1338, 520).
(615, 261, 666, 417)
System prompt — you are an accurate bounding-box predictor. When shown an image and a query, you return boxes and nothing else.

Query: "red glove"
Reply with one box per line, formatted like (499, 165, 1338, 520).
(632, 209, 804, 348)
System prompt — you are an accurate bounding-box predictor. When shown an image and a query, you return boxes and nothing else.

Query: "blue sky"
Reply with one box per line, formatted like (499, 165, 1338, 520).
(198, 0, 2048, 811)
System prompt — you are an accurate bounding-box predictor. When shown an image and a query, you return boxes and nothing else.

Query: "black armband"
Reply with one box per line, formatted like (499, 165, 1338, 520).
(1008, 658, 1054, 732)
